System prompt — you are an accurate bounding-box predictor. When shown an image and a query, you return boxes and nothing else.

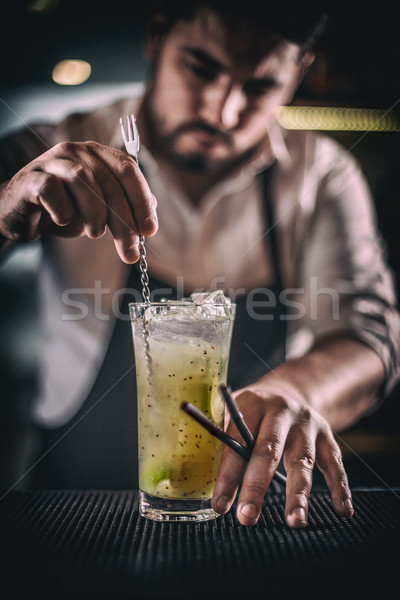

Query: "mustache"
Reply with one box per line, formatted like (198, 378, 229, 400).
(172, 121, 233, 146)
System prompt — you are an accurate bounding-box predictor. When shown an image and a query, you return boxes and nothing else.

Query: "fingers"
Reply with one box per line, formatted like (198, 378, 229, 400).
(212, 392, 262, 515)
(91, 144, 158, 232)
(99, 154, 157, 263)
(90, 157, 141, 262)
(33, 171, 75, 227)
(42, 159, 108, 238)
(283, 424, 315, 528)
(113, 157, 158, 237)
(211, 391, 353, 529)
(17, 142, 158, 262)
(88, 143, 158, 262)
(212, 398, 292, 527)
(1, 141, 158, 257)
(235, 410, 291, 526)
(211, 444, 246, 516)
(212, 392, 263, 516)
(0, 170, 75, 242)
(316, 430, 354, 518)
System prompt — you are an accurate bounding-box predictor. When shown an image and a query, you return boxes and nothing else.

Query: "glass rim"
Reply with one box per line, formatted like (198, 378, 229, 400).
(128, 301, 236, 308)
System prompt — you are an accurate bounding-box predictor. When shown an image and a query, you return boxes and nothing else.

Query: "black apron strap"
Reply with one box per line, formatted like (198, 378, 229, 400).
(260, 163, 284, 290)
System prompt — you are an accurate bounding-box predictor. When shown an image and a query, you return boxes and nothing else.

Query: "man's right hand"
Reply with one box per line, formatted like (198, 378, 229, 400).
(0, 140, 158, 263)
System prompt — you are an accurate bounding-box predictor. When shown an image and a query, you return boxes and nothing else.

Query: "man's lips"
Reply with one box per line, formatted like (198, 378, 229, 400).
(174, 121, 232, 147)
(189, 130, 220, 147)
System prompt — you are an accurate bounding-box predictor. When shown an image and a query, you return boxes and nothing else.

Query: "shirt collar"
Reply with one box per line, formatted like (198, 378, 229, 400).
(267, 118, 292, 169)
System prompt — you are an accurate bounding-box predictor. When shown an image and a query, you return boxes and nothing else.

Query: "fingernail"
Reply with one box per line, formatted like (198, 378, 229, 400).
(92, 227, 106, 239)
(290, 507, 306, 523)
(54, 215, 72, 227)
(145, 216, 158, 230)
(126, 246, 140, 262)
(215, 495, 231, 513)
(343, 498, 354, 512)
(240, 503, 258, 520)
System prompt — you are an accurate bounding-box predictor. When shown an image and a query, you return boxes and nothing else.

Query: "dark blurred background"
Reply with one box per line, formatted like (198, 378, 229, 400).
(0, 1, 398, 99)
(0, 0, 399, 489)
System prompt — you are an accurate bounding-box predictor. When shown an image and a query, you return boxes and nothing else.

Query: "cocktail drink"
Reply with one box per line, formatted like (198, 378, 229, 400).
(129, 294, 235, 521)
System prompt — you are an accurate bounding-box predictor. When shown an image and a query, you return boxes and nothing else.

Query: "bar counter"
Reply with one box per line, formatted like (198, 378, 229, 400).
(1, 487, 399, 599)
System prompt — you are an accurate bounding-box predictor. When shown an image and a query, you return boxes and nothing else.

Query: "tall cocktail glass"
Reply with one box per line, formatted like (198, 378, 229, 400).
(129, 296, 236, 521)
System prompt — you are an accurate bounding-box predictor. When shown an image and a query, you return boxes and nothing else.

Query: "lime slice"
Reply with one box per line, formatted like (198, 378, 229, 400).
(141, 464, 170, 491)
(178, 376, 224, 424)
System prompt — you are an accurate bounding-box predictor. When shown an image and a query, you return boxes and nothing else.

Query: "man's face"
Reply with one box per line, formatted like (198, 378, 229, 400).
(145, 8, 312, 173)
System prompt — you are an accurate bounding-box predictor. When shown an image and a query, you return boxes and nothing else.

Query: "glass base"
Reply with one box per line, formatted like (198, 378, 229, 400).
(139, 490, 221, 522)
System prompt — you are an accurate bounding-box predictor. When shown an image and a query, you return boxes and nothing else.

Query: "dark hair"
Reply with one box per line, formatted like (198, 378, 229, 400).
(147, 0, 329, 56)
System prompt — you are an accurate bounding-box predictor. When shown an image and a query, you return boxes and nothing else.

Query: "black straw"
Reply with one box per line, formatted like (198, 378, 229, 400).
(219, 384, 254, 448)
(180, 386, 287, 487)
(181, 401, 250, 461)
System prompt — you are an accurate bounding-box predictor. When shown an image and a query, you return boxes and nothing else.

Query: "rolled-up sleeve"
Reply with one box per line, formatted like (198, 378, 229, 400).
(286, 135, 400, 401)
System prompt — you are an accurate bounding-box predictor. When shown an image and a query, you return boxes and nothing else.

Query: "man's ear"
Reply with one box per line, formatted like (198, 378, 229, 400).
(297, 51, 316, 85)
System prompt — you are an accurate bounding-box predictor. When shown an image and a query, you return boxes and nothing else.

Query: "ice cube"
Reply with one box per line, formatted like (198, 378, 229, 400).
(190, 290, 232, 319)
(190, 289, 231, 305)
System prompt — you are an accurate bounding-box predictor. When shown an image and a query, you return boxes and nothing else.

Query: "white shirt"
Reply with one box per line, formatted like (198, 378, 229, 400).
(0, 93, 399, 426)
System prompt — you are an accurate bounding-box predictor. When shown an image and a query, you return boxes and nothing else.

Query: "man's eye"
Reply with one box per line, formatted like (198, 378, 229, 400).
(244, 84, 269, 97)
(185, 60, 216, 81)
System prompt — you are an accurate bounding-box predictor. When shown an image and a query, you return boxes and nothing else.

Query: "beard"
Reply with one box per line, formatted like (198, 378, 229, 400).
(160, 142, 213, 173)
(144, 101, 235, 174)
(164, 147, 213, 173)
(154, 129, 259, 174)
(143, 92, 264, 175)
(157, 123, 233, 173)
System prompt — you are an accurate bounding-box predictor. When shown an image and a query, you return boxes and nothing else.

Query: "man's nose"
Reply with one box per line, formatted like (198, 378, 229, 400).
(221, 85, 246, 128)
(200, 81, 246, 129)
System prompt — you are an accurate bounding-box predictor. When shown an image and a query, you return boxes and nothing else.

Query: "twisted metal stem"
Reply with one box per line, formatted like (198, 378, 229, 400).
(138, 235, 151, 305)
(138, 234, 152, 377)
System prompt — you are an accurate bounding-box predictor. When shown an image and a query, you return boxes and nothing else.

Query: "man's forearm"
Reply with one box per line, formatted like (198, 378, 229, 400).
(255, 335, 385, 431)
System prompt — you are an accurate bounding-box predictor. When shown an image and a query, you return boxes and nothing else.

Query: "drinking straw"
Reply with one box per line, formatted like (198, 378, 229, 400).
(181, 392, 287, 486)
(181, 401, 251, 461)
(219, 384, 254, 449)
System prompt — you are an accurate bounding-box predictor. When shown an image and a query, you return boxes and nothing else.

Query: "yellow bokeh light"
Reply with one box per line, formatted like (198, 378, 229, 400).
(52, 59, 92, 86)
(277, 106, 400, 132)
